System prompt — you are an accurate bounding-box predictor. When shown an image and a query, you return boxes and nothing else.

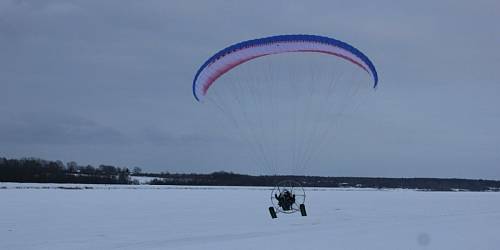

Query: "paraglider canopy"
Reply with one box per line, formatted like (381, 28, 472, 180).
(193, 34, 378, 102)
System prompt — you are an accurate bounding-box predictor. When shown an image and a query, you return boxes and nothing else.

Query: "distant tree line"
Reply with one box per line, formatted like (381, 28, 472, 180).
(146, 171, 500, 192)
(0, 157, 132, 184)
(2, 157, 500, 191)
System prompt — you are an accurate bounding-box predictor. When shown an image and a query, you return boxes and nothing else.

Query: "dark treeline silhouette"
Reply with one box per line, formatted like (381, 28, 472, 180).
(0, 157, 132, 184)
(2, 157, 500, 191)
(146, 171, 500, 191)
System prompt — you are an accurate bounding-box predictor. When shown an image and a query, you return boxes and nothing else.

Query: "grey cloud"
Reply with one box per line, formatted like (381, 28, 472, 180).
(0, 112, 126, 145)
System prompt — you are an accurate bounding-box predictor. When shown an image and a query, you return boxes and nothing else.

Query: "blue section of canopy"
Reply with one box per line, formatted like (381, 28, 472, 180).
(193, 34, 378, 101)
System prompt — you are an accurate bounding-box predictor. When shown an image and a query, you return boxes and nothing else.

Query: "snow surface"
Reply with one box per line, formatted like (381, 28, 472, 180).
(1, 183, 499, 250)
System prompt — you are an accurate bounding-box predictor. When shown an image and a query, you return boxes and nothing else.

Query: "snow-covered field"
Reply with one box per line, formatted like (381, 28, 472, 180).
(1, 183, 499, 250)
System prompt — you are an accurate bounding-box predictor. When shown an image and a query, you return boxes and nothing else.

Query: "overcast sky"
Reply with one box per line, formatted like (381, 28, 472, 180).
(1, 0, 499, 178)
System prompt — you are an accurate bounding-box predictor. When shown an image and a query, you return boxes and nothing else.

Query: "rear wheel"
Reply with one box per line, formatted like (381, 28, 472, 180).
(269, 206, 278, 219)
(300, 204, 307, 216)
